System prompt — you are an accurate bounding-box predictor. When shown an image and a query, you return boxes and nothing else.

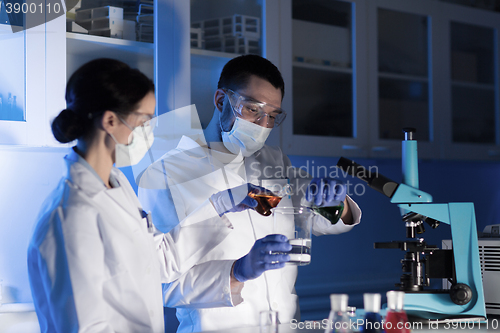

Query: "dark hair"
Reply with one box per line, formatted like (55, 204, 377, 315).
(217, 55, 285, 99)
(51, 58, 155, 143)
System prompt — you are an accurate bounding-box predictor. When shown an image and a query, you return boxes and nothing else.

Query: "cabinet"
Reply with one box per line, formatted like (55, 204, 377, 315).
(0, 0, 269, 146)
(366, 0, 437, 159)
(280, 0, 500, 160)
(291, 1, 357, 144)
(4, 0, 499, 161)
(0, 3, 155, 147)
(281, 0, 369, 158)
(437, 4, 500, 160)
(0, 24, 25, 123)
(0, 14, 66, 147)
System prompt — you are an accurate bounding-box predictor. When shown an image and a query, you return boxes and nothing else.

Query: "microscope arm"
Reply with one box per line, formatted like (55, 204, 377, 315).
(337, 157, 433, 204)
(337, 157, 399, 198)
(391, 183, 433, 204)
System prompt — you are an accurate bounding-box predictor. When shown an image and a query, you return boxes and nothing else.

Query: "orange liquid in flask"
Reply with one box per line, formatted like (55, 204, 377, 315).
(249, 193, 282, 216)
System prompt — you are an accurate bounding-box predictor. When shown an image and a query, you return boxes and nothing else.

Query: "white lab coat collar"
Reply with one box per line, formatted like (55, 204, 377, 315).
(64, 149, 108, 196)
(64, 149, 142, 221)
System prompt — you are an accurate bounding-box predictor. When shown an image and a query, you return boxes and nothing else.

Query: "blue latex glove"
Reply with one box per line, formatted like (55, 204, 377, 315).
(211, 183, 267, 216)
(233, 234, 292, 282)
(305, 178, 347, 207)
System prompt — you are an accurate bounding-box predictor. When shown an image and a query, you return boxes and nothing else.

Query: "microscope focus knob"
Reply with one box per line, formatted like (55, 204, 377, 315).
(450, 283, 473, 305)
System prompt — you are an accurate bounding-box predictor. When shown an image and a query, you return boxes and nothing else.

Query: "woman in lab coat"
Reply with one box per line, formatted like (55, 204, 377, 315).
(26, 59, 240, 333)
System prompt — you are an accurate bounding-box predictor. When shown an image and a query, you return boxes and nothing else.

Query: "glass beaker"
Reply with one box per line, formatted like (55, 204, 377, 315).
(273, 206, 314, 265)
(259, 310, 278, 333)
(250, 183, 292, 216)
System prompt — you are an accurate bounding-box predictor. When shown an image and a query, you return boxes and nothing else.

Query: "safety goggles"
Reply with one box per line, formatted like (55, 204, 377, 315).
(224, 89, 287, 127)
(116, 111, 157, 143)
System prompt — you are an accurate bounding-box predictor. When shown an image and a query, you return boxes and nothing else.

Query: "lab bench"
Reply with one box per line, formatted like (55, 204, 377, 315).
(0, 302, 35, 313)
(0, 303, 40, 333)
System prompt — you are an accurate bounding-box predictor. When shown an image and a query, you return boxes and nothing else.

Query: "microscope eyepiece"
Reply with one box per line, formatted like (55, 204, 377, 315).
(403, 127, 417, 141)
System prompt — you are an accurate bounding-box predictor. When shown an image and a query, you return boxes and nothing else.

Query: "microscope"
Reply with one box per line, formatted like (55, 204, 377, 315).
(337, 128, 486, 320)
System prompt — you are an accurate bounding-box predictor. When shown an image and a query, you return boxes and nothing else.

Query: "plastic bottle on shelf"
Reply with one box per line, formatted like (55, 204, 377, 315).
(7, 93, 13, 114)
(324, 294, 352, 333)
(385, 291, 411, 333)
(362, 293, 383, 333)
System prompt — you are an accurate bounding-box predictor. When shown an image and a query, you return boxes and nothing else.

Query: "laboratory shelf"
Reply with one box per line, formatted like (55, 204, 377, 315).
(378, 72, 429, 83)
(292, 61, 353, 74)
(66, 32, 154, 56)
(451, 81, 496, 91)
(190, 47, 238, 59)
(0, 24, 13, 33)
(0, 303, 35, 313)
(66, 32, 154, 80)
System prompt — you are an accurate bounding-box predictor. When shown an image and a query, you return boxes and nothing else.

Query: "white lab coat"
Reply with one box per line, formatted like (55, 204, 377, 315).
(138, 135, 362, 333)
(27, 149, 233, 333)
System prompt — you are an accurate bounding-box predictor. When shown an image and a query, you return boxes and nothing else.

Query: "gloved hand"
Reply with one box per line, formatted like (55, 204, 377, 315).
(211, 183, 268, 216)
(233, 234, 291, 282)
(305, 178, 347, 207)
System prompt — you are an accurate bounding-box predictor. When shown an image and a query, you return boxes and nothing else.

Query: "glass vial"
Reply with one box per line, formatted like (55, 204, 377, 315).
(385, 291, 410, 333)
(324, 294, 352, 333)
(362, 293, 383, 333)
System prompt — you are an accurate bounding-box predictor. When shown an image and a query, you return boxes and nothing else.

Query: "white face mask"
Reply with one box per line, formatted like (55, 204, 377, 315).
(221, 117, 271, 157)
(109, 118, 155, 167)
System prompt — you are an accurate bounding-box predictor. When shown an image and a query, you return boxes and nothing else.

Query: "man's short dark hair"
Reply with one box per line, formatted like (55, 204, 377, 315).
(217, 55, 285, 99)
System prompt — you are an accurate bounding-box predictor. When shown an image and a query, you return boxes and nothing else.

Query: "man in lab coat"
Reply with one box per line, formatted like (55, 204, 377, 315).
(138, 55, 361, 332)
